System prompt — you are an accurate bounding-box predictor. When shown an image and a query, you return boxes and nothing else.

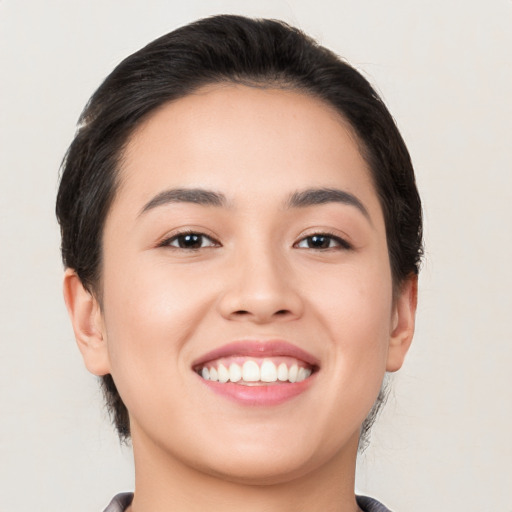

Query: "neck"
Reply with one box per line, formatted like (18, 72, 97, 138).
(127, 426, 362, 512)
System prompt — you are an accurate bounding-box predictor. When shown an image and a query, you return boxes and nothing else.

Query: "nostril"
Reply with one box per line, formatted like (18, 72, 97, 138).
(275, 310, 289, 316)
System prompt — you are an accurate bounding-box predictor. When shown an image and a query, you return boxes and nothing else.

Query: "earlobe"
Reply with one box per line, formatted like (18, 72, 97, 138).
(63, 269, 111, 376)
(386, 275, 418, 372)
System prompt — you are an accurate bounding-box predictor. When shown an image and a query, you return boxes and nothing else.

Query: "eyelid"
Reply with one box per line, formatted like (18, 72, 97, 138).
(293, 230, 353, 250)
(155, 227, 352, 251)
(157, 228, 221, 249)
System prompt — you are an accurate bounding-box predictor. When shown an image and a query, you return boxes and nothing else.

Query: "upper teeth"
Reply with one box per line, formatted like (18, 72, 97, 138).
(200, 360, 312, 384)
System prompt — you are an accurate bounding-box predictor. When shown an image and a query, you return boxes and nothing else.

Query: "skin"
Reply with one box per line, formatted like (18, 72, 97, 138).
(64, 84, 417, 512)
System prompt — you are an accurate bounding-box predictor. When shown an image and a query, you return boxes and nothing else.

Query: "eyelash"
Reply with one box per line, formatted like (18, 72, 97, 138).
(294, 232, 352, 251)
(159, 230, 352, 251)
(159, 230, 220, 250)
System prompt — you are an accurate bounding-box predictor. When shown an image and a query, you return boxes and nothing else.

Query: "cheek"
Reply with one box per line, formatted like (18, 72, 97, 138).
(307, 254, 393, 340)
(100, 256, 217, 393)
(305, 258, 393, 398)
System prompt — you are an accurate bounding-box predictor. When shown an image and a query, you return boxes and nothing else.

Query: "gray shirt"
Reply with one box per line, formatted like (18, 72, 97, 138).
(103, 492, 392, 511)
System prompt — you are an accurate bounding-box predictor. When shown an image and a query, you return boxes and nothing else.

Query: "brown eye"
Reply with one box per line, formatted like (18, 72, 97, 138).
(296, 234, 351, 250)
(306, 235, 331, 249)
(166, 232, 217, 249)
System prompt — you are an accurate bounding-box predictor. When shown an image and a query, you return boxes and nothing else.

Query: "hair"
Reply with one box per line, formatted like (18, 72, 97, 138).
(56, 14, 422, 444)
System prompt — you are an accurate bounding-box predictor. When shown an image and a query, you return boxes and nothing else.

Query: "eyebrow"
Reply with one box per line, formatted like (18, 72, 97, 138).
(139, 186, 370, 221)
(286, 187, 370, 221)
(139, 188, 227, 215)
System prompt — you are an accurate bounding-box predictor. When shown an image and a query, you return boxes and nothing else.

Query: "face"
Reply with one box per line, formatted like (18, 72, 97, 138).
(69, 84, 415, 484)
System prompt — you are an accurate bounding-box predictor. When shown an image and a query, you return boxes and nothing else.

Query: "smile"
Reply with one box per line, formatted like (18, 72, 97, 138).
(192, 340, 319, 405)
(197, 357, 313, 384)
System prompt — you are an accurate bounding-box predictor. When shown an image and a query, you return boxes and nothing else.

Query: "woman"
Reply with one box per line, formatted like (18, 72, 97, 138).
(56, 15, 422, 512)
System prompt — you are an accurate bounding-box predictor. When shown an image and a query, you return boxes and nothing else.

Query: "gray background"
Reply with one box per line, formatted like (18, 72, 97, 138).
(1, 1, 511, 510)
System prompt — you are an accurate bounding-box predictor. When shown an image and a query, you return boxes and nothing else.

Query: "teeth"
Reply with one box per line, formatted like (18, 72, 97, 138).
(218, 364, 230, 383)
(297, 367, 311, 382)
(260, 361, 278, 382)
(229, 363, 242, 382)
(242, 360, 260, 382)
(200, 359, 313, 384)
(277, 363, 288, 381)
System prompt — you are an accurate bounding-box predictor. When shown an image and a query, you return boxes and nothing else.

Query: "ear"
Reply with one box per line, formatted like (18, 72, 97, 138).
(63, 269, 111, 376)
(386, 275, 418, 372)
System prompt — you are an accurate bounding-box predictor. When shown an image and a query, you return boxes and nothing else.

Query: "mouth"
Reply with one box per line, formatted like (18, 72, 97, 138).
(195, 357, 313, 385)
(192, 340, 319, 404)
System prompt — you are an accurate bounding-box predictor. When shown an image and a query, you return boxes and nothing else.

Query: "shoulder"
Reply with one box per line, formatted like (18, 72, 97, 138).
(356, 495, 392, 512)
(101, 493, 389, 512)
(102, 493, 133, 512)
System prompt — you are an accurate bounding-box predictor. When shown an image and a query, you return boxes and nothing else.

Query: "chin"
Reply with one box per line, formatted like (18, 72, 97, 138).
(196, 451, 321, 486)
(171, 425, 360, 486)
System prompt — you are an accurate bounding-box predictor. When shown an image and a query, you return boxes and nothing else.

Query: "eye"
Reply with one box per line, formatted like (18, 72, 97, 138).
(162, 231, 219, 250)
(295, 233, 351, 250)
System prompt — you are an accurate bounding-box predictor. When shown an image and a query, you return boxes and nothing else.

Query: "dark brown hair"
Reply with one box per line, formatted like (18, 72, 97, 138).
(56, 14, 422, 442)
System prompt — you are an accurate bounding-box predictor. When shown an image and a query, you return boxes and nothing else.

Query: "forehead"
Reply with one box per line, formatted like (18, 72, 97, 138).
(116, 84, 379, 216)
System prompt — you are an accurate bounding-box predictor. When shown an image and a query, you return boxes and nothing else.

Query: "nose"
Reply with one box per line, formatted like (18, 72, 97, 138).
(217, 246, 304, 324)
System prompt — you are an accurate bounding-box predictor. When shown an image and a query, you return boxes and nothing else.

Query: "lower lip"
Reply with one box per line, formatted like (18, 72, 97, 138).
(197, 376, 315, 406)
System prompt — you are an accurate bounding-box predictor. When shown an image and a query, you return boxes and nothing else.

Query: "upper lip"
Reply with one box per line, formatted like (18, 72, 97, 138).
(192, 340, 320, 369)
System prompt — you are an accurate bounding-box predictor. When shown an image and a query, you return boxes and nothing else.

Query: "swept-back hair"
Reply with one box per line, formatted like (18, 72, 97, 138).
(56, 15, 422, 442)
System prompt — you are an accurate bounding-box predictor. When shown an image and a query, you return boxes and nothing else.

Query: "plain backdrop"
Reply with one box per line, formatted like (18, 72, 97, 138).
(1, 1, 511, 511)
